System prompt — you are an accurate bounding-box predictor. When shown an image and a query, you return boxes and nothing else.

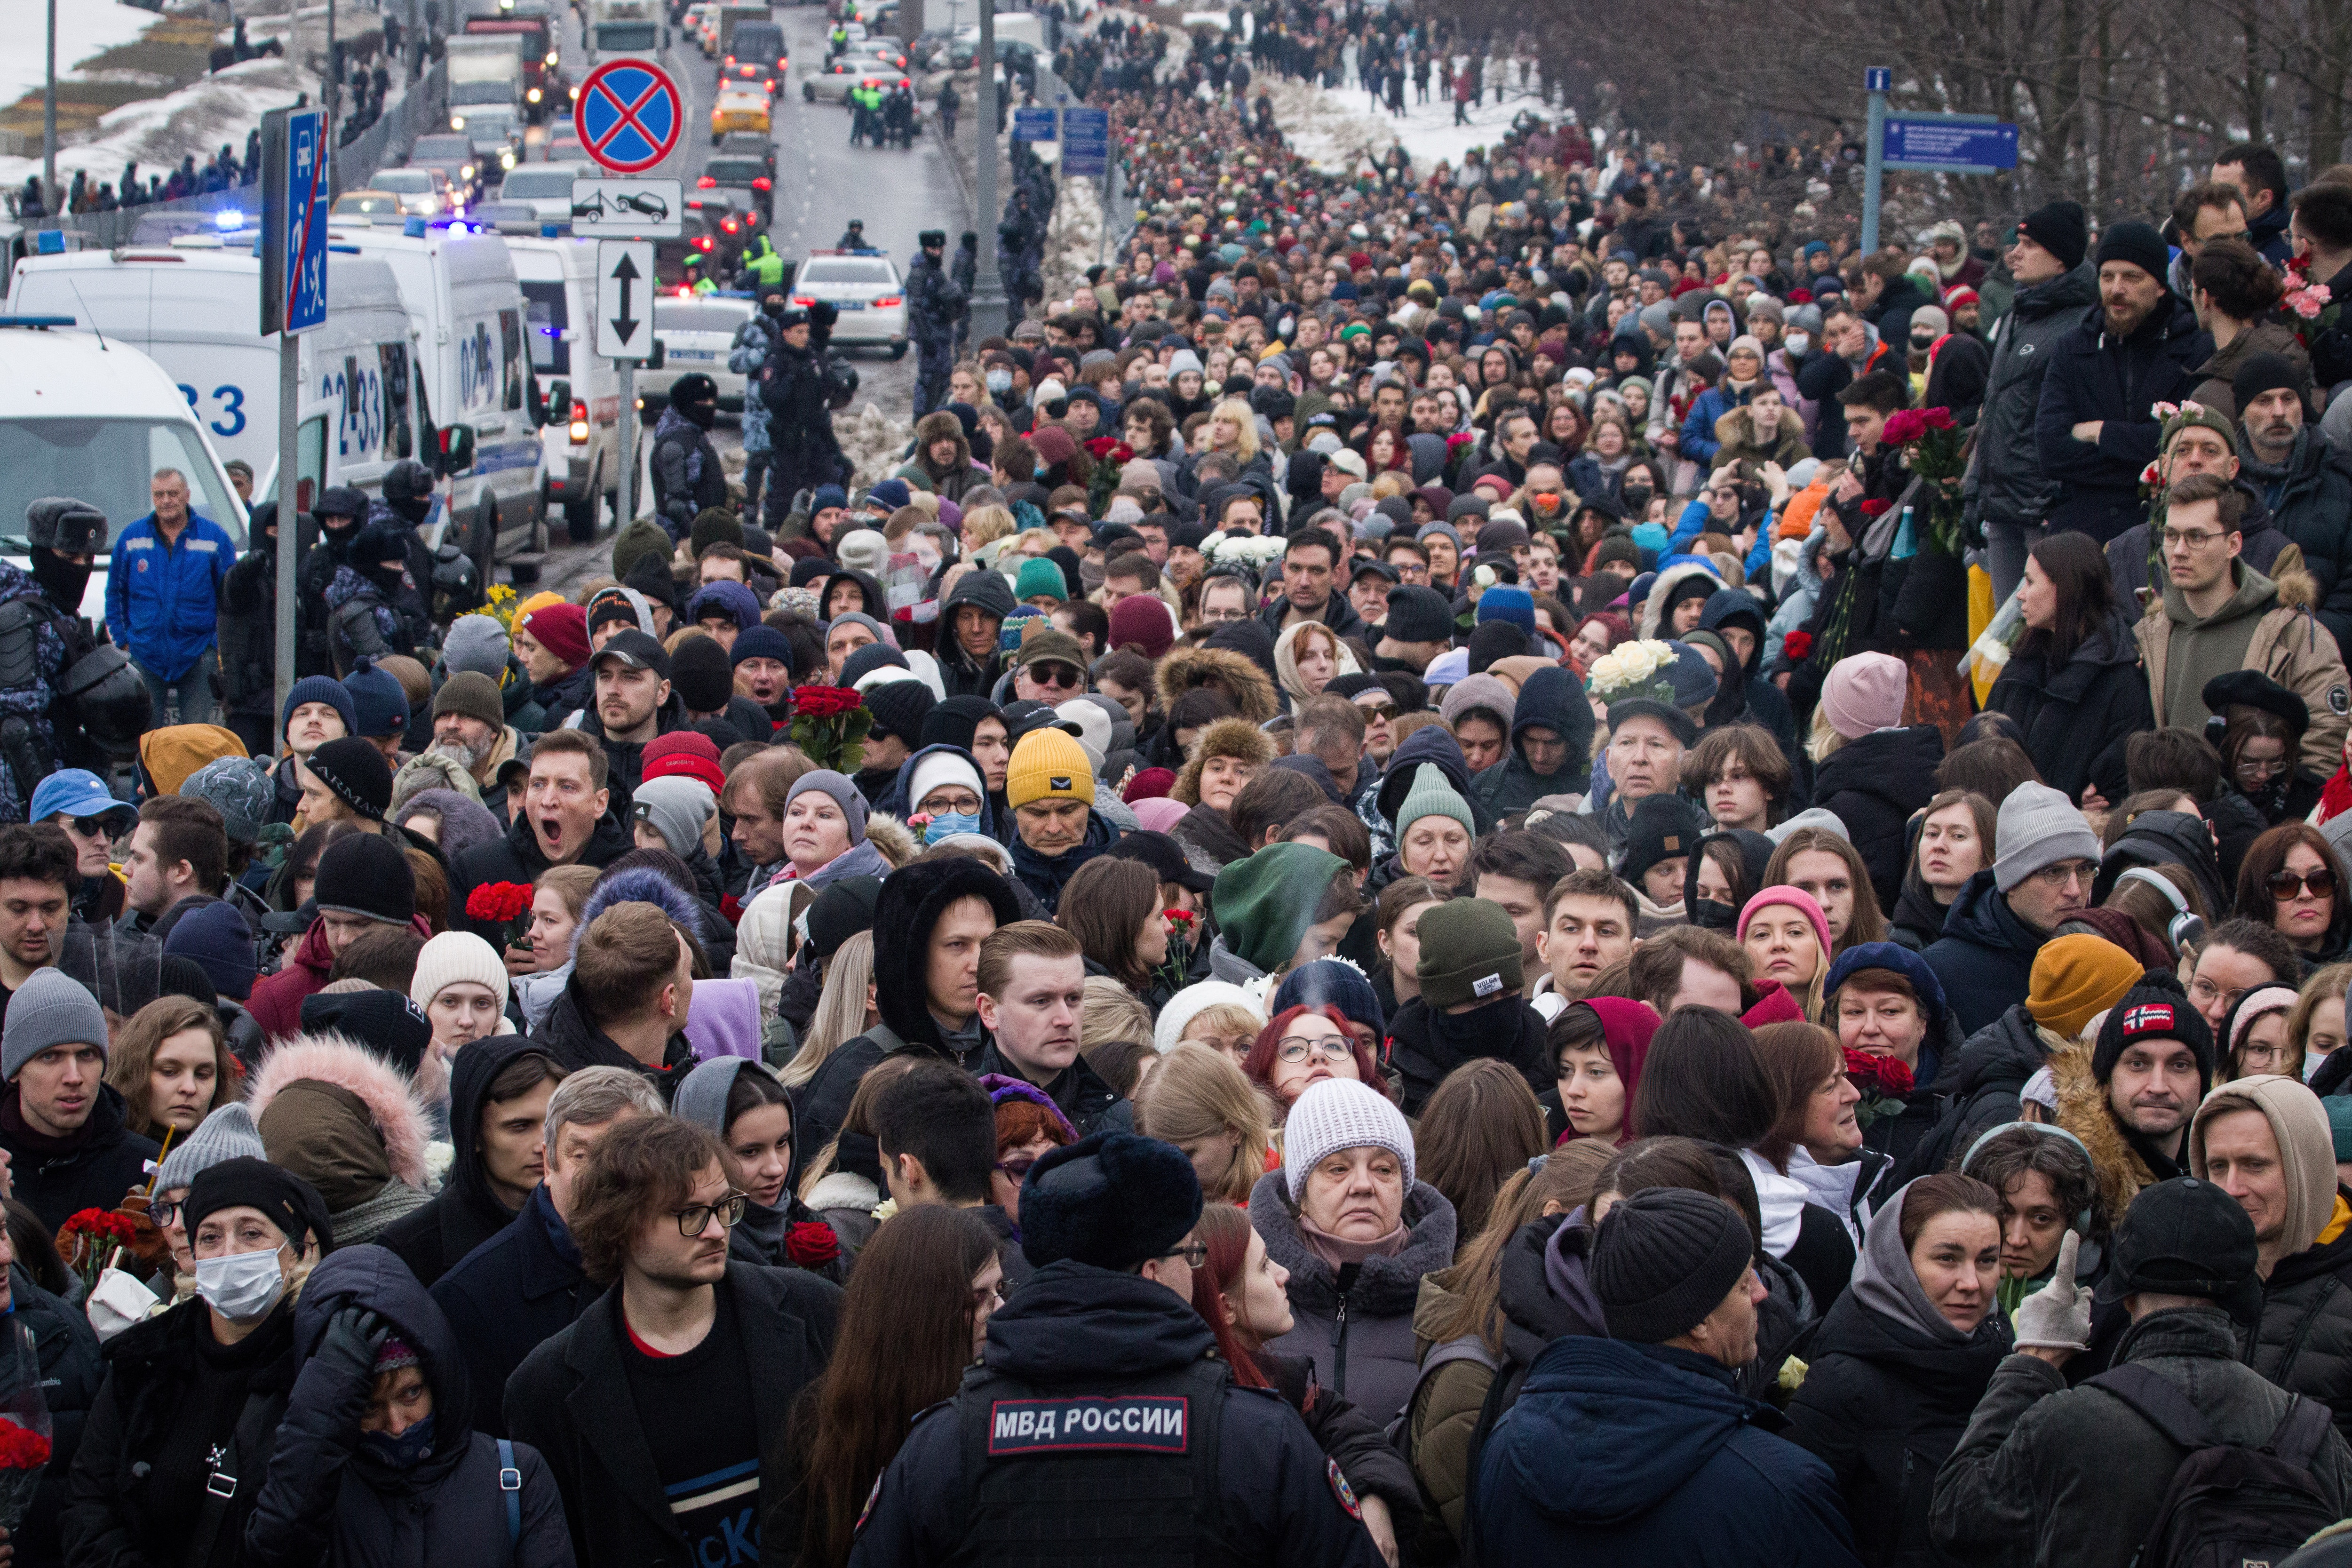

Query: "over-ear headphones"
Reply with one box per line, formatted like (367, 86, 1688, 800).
(2115, 867, 2206, 955)
(1962, 1120, 2097, 1237)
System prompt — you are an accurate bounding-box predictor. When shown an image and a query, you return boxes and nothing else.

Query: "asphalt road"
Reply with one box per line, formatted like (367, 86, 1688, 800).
(530, 0, 961, 595)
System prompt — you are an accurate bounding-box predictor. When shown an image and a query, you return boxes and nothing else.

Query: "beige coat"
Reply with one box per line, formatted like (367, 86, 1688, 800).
(2135, 546, 2351, 781)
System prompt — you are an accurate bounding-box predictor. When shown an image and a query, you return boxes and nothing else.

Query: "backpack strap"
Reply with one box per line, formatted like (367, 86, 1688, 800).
(2088, 1364, 2225, 1453)
(182, 1390, 282, 1568)
(2266, 1393, 2335, 1471)
(498, 1437, 523, 1552)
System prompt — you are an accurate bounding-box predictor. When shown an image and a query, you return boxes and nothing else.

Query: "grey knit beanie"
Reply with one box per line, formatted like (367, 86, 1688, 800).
(1590, 1185, 1758, 1344)
(1993, 782, 2103, 893)
(154, 1101, 267, 1192)
(1, 969, 108, 1081)
(441, 614, 512, 682)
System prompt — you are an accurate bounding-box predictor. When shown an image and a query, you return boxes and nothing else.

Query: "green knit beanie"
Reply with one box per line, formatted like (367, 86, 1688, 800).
(689, 507, 744, 555)
(1212, 843, 1348, 975)
(612, 518, 675, 582)
(1016, 557, 1069, 604)
(1395, 767, 1476, 841)
(1414, 899, 1524, 1009)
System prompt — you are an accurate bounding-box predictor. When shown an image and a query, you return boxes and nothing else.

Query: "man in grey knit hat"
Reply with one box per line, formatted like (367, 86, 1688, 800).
(1923, 781, 2105, 1035)
(0, 969, 160, 1231)
(1475, 1186, 1860, 1563)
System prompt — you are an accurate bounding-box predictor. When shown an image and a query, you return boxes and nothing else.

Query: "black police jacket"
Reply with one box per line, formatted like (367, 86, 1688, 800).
(847, 1261, 1383, 1568)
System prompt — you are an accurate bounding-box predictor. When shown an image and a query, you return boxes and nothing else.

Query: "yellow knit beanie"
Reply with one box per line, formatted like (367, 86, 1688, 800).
(2026, 933, 2146, 1039)
(1006, 728, 1097, 810)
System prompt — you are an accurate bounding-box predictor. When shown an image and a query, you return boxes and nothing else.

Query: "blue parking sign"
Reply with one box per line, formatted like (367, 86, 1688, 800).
(281, 108, 327, 334)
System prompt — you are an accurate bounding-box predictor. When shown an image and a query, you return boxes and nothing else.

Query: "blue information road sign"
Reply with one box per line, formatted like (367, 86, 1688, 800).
(1060, 104, 1106, 173)
(575, 59, 683, 174)
(1883, 116, 2018, 174)
(280, 107, 328, 335)
(1865, 67, 1892, 93)
(1012, 106, 1057, 141)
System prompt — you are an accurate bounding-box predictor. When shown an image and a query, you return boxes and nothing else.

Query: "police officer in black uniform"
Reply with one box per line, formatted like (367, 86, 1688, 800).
(847, 1132, 1383, 1568)
(906, 230, 966, 419)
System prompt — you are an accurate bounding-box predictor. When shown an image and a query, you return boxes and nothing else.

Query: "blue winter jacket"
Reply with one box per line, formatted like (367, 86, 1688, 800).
(1679, 380, 1754, 469)
(105, 510, 236, 680)
(1473, 1335, 1863, 1568)
(1920, 868, 2047, 1036)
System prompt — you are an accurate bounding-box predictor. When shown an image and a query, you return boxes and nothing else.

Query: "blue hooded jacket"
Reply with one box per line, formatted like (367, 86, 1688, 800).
(1920, 869, 2047, 1036)
(877, 741, 1015, 846)
(1473, 1335, 1862, 1568)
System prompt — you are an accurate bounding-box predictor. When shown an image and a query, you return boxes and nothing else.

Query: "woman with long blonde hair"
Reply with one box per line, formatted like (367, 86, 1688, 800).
(1136, 1042, 1274, 1204)
(1204, 397, 1261, 462)
(780, 931, 877, 1089)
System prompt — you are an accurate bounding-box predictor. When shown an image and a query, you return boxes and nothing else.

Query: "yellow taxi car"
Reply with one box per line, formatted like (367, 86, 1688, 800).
(711, 86, 771, 140)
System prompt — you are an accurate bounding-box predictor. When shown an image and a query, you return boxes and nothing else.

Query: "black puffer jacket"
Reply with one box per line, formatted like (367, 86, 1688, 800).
(1251, 1169, 1458, 1430)
(1785, 1226, 2014, 1566)
(1921, 873, 2045, 1037)
(2249, 1194, 2352, 1438)
(2242, 426, 2352, 662)
(1385, 994, 1553, 1116)
(1985, 608, 2154, 805)
(381, 1035, 556, 1289)
(243, 1244, 573, 1568)
(1812, 726, 1945, 918)
(1964, 263, 2099, 534)
(1894, 1003, 2062, 1186)
(2093, 806, 2231, 928)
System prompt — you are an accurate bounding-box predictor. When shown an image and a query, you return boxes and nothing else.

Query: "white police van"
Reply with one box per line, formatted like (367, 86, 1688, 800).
(326, 217, 550, 575)
(505, 233, 624, 543)
(5, 238, 432, 517)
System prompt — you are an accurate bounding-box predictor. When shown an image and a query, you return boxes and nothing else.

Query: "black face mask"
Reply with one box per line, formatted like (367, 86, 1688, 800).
(679, 398, 718, 430)
(1621, 484, 1653, 509)
(29, 547, 88, 613)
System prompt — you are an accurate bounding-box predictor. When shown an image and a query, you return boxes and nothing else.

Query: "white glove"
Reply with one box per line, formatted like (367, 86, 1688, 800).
(2012, 1230, 2092, 1352)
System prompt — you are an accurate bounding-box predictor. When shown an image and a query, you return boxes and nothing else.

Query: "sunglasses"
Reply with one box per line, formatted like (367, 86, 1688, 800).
(1027, 663, 1082, 689)
(2267, 867, 2339, 900)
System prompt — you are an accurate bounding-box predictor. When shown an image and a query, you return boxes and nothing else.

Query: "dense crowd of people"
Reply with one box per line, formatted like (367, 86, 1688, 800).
(10, 1, 2352, 1565)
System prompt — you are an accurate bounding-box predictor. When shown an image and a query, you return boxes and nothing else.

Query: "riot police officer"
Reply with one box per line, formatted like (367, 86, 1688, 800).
(730, 287, 787, 516)
(839, 218, 868, 248)
(846, 1132, 1383, 1568)
(0, 499, 149, 814)
(906, 229, 966, 418)
(651, 372, 730, 542)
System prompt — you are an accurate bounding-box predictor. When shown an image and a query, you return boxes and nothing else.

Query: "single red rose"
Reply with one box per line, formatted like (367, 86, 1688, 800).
(1783, 630, 1814, 661)
(787, 1220, 842, 1267)
(1858, 498, 1891, 519)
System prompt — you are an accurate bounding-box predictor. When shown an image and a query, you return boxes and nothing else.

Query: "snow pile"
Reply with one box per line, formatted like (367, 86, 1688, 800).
(0, 0, 155, 114)
(1261, 64, 1556, 175)
(0, 54, 304, 188)
(837, 399, 915, 489)
(1039, 165, 1104, 301)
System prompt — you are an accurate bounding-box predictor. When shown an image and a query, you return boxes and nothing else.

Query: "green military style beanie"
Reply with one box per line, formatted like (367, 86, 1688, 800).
(1414, 899, 1524, 1010)
(1395, 768, 1476, 840)
(1211, 842, 1348, 975)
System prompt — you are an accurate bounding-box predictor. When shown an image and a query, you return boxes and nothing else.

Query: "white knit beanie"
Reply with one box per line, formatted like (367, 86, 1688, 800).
(409, 931, 511, 1013)
(905, 751, 986, 815)
(1152, 980, 1264, 1055)
(1283, 1078, 1415, 1203)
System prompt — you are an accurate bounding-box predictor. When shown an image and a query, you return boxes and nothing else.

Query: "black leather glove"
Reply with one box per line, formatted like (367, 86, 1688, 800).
(316, 1306, 391, 1384)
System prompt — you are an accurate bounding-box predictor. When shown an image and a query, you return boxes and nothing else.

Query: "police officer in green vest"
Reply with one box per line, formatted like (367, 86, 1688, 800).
(829, 22, 849, 56)
(846, 1131, 1384, 1568)
(740, 231, 785, 290)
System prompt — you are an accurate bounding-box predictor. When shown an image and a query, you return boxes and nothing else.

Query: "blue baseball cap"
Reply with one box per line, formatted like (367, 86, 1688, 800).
(28, 770, 133, 828)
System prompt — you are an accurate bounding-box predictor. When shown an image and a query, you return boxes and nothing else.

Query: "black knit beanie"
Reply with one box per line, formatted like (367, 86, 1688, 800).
(1618, 794, 1704, 891)
(2091, 971, 2215, 1088)
(670, 634, 735, 714)
(2019, 199, 2089, 271)
(303, 737, 392, 822)
(312, 831, 416, 927)
(1590, 1185, 1758, 1344)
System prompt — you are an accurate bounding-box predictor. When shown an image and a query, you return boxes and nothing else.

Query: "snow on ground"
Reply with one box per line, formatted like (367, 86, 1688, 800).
(838, 400, 916, 489)
(1040, 157, 1105, 301)
(1262, 68, 1561, 175)
(0, 0, 158, 116)
(0, 54, 305, 188)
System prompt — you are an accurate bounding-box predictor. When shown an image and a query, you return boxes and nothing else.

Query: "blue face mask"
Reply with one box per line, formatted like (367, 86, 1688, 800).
(985, 369, 1013, 395)
(360, 1413, 437, 1470)
(924, 811, 983, 844)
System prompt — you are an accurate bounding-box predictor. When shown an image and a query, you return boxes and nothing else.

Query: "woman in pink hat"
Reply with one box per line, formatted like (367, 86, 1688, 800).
(1810, 650, 1947, 915)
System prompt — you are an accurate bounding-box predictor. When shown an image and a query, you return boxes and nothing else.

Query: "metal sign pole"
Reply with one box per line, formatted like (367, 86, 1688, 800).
(617, 361, 636, 525)
(1861, 66, 1888, 255)
(274, 337, 299, 731)
(969, 0, 1006, 340)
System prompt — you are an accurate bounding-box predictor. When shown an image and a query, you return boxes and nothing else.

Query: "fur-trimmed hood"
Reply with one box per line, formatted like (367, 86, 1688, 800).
(573, 864, 710, 962)
(1173, 715, 1277, 806)
(863, 812, 917, 869)
(2272, 541, 2317, 611)
(2049, 1036, 2161, 1231)
(1156, 644, 1278, 725)
(247, 1032, 435, 1195)
(1637, 560, 1726, 639)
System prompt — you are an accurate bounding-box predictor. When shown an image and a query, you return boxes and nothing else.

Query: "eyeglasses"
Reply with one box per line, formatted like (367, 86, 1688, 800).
(2161, 527, 2231, 549)
(2267, 867, 2339, 900)
(2236, 755, 2289, 782)
(675, 1192, 748, 1237)
(149, 1198, 180, 1227)
(1026, 663, 1082, 689)
(921, 791, 986, 816)
(2030, 858, 2098, 890)
(1277, 1034, 1355, 1065)
(995, 1156, 1040, 1182)
(1198, 605, 1248, 623)
(1156, 1242, 1210, 1268)
(2190, 974, 2249, 1014)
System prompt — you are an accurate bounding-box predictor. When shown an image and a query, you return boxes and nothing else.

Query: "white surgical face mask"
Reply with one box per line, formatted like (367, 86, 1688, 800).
(1785, 332, 1811, 356)
(194, 1244, 289, 1323)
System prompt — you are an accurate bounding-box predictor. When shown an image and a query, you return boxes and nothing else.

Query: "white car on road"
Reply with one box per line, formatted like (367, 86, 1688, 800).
(645, 293, 758, 408)
(792, 251, 906, 356)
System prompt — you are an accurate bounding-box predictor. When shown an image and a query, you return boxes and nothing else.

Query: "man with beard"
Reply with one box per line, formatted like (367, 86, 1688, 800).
(572, 631, 688, 808)
(650, 374, 728, 544)
(424, 672, 521, 818)
(2059, 973, 2214, 1225)
(2036, 220, 2206, 542)
(2230, 351, 2352, 664)
(758, 307, 848, 535)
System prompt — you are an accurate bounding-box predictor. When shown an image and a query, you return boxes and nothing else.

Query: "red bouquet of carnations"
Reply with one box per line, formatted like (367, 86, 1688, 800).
(464, 880, 535, 954)
(1782, 630, 1812, 663)
(788, 685, 873, 774)
(56, 1209, 136, 1297)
